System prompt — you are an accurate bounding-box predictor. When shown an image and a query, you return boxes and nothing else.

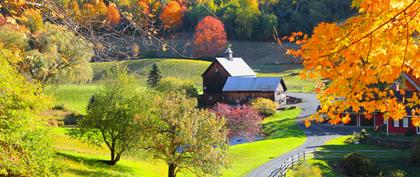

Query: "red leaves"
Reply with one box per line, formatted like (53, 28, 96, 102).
(193, 16, 227, 57)
(212, 103, 262, 139)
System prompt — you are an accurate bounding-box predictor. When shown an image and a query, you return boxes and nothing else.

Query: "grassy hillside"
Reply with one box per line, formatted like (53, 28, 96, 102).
(91, 58, 315, 92)
(45, 58, 316, 113)
(51, 108, 305, 177)
(90, 59, 210, 87)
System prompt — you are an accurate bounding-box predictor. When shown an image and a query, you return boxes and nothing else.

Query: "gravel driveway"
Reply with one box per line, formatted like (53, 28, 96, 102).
(246, 93, 359, 177)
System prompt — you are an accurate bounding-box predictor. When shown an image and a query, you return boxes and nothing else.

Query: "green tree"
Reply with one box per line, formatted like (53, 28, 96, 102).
(70, 69, 152, 165)
(234, 0, 260, 38)
(141, 92, 229, 177)
(147, 63, 162, 88)
(155, 77, 199, 98)
(0, 49, 60, 176)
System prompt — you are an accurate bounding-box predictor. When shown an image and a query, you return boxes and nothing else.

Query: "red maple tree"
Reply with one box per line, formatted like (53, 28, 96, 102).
(212, 103, 262, 139)
(193, 16, 227, 58)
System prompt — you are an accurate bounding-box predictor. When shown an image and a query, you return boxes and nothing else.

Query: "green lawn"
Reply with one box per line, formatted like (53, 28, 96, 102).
(44, 85, 100, 114)
(307, 136, 418, 177)
(50, 108, 306, 177)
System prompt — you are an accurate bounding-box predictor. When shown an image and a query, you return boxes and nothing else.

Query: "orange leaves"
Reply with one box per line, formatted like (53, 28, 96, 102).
(107, 3, 121, 25)
(159, 1, 186, 29)
(193, 16, 227, 57)
(304, 119, 311, 128)
(342, 114, 351, 124)
(281, 0, 420, 127)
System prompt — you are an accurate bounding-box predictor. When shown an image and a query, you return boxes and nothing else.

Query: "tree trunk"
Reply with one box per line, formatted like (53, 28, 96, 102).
(168, 163, 177, 177)
(109, 148, 117, 165)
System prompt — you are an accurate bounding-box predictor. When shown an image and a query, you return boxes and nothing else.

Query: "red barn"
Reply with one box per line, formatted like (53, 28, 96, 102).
(201, 48, 287, 106)
(320, 71, 420, 135)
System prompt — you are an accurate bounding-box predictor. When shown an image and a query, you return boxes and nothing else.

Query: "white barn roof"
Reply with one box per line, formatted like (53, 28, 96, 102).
(215, 57, 256, 77)
(222, 77, 286, 92)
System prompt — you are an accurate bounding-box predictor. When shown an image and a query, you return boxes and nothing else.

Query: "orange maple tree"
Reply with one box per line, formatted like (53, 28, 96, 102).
(193, 16, 227, 58)
(282, 0, 420, 127)
(159, 1, 186, 29)
(107, 3, 121, 25)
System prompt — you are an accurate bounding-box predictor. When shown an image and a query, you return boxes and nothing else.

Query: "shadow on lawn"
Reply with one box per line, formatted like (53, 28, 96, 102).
(57, 152, 136, 177)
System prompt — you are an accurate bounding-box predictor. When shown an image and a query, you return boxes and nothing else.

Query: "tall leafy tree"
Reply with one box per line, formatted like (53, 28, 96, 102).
(147, 63, 162, 88)
(141, 92, 228, 177)
(193, 15, 227, 58)
(70, 69, 152, 165)
(284, 0, 420, 126)
(0, 49, 60, 176)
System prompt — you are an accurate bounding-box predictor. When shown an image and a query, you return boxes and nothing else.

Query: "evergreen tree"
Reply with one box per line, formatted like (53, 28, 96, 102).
(147, 63, 162, 88)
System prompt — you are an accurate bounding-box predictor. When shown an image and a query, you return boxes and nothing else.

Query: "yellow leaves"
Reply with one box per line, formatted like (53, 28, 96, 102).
(304, 119, 311, 128)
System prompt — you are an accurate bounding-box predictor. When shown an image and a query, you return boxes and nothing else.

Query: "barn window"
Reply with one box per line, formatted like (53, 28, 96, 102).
(403, 118, 408, 128)
(394, 119, 399, 127)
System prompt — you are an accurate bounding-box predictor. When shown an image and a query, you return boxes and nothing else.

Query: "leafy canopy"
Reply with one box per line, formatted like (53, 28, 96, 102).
(0, 49, 60, 176)
(141, 92, 229, 177)
(284, 0, 420, 126)
(70, 68, 153, 165)
(193, 15, 227, 57)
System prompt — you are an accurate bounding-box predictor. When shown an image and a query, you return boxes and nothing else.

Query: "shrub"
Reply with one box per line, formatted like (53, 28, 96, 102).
(52, 104, 65, 110)
(251, 98, 279, 116)
(345, 129, 368, 144)
(342, 152, 374, 177)
(288, 162, 322, 177)
(389, 169, 407, 177)
(155, 77, 199, 98)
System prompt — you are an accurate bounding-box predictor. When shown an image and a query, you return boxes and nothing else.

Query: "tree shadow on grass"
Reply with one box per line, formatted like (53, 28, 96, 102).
(57, 152, 136, 177)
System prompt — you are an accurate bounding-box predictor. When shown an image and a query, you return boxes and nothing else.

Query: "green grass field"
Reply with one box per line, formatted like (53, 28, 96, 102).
(307, 136, 419, 177)
(50, 108, 305, 177)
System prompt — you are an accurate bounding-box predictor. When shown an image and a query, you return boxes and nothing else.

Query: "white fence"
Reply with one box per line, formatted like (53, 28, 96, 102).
(269, 149, 316, 177)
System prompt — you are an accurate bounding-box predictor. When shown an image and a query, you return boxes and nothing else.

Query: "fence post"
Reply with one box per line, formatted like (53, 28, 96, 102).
(303, 151, 306, 161)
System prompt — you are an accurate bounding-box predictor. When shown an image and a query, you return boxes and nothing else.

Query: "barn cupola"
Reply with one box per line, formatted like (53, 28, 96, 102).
(225, 47, 233, 60)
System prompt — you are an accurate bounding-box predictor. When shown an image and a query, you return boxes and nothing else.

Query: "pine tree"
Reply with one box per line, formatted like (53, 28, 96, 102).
(147, 63, 162, 88)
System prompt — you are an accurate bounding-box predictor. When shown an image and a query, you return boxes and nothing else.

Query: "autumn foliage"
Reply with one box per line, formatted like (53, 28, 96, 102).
(159, 1, 186, 29)
(283, 0, 420, 127)
(194, 16, 227, 57)
(212, 103, 262, 139)
(107, 3, 121, 25)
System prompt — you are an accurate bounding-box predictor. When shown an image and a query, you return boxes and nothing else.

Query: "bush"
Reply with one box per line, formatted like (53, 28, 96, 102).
(342, 152, 375, 177)
(389, 169, 407, 177)
(345, 129, 368, 144)
(251, 98, 279, 116)
(155, 77, 199, 98)
(52, 104, 65, 110)
(288, 162, 322, 177)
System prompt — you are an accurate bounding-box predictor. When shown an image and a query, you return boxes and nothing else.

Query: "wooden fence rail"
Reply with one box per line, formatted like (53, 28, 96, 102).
(271, 149, 401, 177)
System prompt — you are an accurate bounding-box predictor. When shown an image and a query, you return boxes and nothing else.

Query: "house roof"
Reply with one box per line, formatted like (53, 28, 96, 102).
(222, 77, 286, 92)
(215, 57, 256, 77)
